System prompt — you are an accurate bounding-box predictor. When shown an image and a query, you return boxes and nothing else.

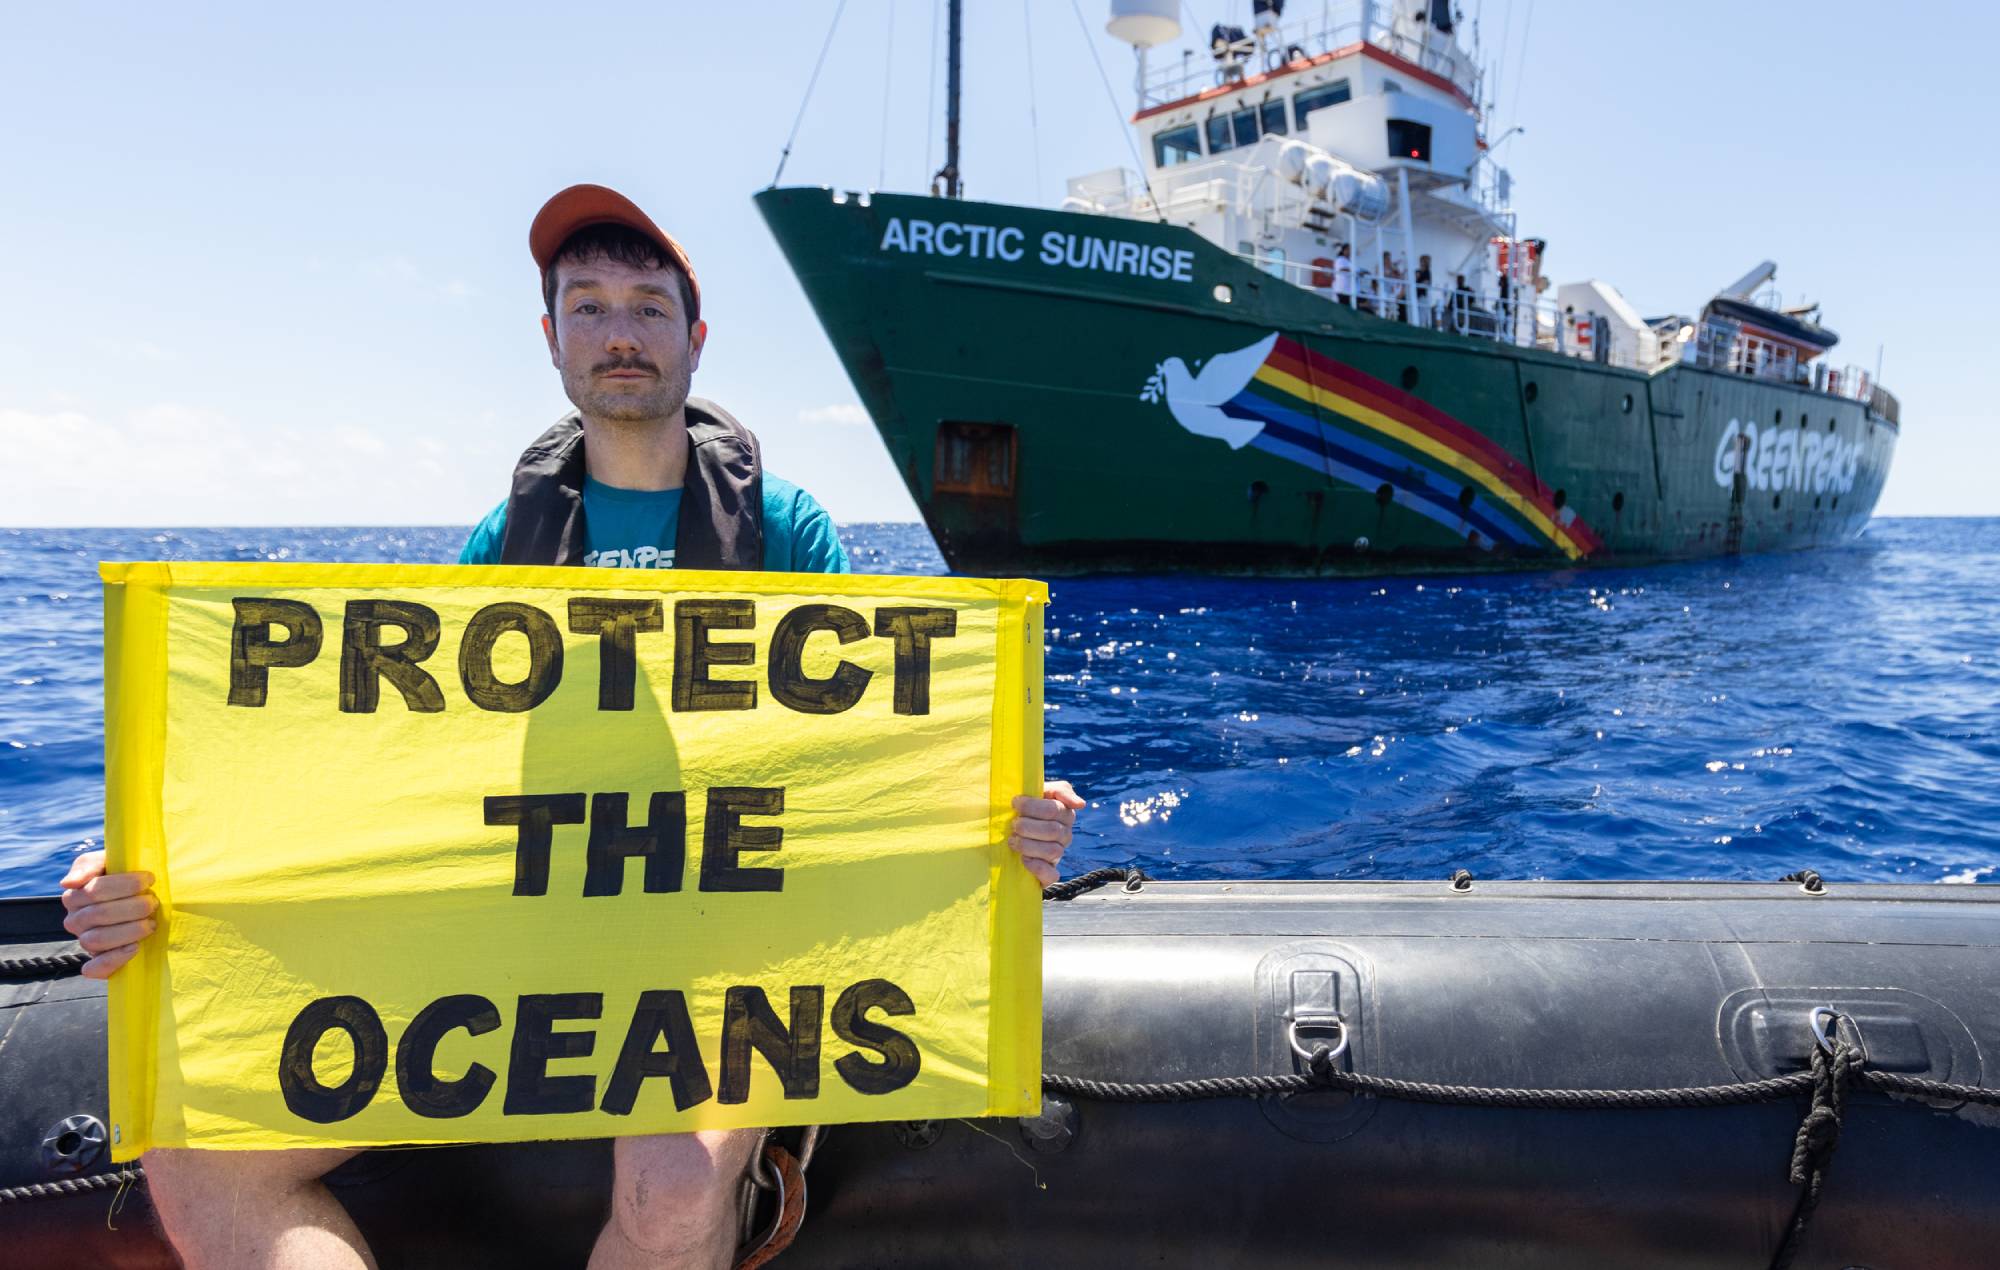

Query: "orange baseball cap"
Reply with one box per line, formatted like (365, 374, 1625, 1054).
(530, 183, 701, 321)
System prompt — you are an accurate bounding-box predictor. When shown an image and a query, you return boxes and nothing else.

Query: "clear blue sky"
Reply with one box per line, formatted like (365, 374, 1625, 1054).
(2, 1, 1987, 525)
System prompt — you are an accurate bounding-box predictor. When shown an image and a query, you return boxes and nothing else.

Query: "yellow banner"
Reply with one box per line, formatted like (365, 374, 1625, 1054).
(101, 562, 1045, 1160)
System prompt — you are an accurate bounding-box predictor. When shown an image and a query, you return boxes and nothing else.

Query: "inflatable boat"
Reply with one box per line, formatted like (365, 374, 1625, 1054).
(5, 874, 1998, 1268)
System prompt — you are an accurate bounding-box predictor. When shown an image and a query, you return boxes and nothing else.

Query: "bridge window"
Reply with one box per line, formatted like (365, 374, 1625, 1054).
(1202, 100, 1295, 156)
(1204, 105, 1261, 154)
(1293, 80, 1352, 129)
(1387, 119, 1432, 161)
(1152, 124, 1202, 167)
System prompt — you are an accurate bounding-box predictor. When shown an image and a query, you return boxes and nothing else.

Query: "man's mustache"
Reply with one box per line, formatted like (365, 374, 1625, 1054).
(592, 357, 661, 376)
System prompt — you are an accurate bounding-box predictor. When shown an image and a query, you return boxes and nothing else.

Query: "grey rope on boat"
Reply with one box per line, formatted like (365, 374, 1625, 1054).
(0, 946, 87, 977)
(1770, 1034, 1856, 1270)
(1041, 867, 1147, 902)
(1045, 1071, 1313, 1101)
(1861, 1069, 2000, 1106)
(1040, 1003, 2000, 1270)
(1042, 1065, 1820, 1109)
(1307, 1053, 1832, 1110)
(0, 1165, 144, 1206)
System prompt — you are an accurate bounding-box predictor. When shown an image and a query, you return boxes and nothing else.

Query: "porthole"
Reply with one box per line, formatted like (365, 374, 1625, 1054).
(1827, 419, 1836, 432)
(1799, 415, 1809, 429)
(1621, 394, 1633, 414)
(1772, 495, 1782, 510)
(1375, 482, 1394, 507)
(1774, 409, 1784, 425)
(1612, 491, 1625, 513)
(1212, 284, 1233, 304)
(1814, 496, 1823, 510)
(1524, 381, 1539, 403)
(1247, 480, 1269, 503)
(1552, 488, 1567, 511)
(1401, 366, 1420, 390)
(1832, 496, 1840, 508)
(1458, 485, 1475, 509)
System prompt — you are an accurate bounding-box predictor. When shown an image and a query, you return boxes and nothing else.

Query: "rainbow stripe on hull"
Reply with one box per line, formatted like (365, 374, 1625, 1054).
(1228, 336, 1601, 560)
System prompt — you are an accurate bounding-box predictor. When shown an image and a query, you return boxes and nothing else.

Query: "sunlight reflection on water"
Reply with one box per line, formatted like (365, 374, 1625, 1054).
(3, 520, 1998, 893)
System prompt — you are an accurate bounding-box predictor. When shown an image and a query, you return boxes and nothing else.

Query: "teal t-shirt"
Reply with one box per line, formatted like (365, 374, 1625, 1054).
(458, 473, 850, 573)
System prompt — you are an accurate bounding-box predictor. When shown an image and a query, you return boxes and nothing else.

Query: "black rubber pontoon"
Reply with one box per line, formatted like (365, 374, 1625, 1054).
(4, 878, 1998, 1268)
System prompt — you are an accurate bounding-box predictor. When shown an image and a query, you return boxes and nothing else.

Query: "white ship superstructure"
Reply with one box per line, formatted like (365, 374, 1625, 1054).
(1074, 0, 1891, 410)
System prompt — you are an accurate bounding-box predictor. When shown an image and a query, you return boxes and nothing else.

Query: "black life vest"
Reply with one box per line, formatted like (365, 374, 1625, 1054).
(495, 398, 764, 571)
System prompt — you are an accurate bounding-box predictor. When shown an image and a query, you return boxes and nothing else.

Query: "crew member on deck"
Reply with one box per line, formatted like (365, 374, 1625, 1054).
(1382, 251, 1408, 323)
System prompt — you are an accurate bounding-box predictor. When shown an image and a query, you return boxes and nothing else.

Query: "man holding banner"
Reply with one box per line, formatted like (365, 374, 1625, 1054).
(64, 184, 1080, 1269)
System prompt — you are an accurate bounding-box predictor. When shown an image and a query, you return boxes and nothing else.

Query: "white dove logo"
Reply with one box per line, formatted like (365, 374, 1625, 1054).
(1138, 331, 1281, 450)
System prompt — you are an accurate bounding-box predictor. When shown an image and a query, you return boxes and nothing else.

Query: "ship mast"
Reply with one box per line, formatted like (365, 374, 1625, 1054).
(934, 0, 963, 198)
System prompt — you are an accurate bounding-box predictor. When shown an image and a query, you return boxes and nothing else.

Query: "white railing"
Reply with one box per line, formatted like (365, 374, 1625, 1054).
(1072, 173, 1894, 408)
(1237, 250, 1670, 372)
(1237, 251, 1898, 409)
(1138, 1, 1481, 111)
(1071, 148, 1509, 236)
(1687, 299, 1890, 415)
(1690, 329, 1896, 416)
(1748, 285, 1787, 313)
(1465, 157, 1513, 215)
(1067, 155, 1339, 227)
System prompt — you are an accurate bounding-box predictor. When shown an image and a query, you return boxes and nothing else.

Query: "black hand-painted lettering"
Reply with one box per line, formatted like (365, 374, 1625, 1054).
(872, 608, 958, 715)
(568, 597, 664, 711)
(459, 602, 564, 712)
(600, 990, 714, 1114)
(585, 792, 687, 897)
(832, 978, 922, 1095)
(671, 599, 757, 712)
(228, 598, 323, 707)
(718, 985, 823, 1103)
(486, 794, 587, 896)
(340, 600, 445, 714)
(277, 996, 387, 1124)
(699, 787, 785, 893)
(395, 994, 501, 1119)
(503, 992, 603, 1115)
(768, 604, 873, 714)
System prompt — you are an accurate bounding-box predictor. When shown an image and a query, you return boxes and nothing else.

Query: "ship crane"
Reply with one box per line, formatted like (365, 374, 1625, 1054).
(1718, 261, 1779, 302)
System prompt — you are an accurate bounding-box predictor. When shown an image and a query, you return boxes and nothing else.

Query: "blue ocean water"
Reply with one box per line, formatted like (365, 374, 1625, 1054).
(2, 520, 1996, 895)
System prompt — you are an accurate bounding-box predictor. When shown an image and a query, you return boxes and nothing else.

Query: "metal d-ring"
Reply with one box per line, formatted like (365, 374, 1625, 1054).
(1810, 1006, 1841, 1056)
(1288, 1012, 1348, 1064)
(745, 1128, 777, 1191)
(740, 1150, 789, 1263)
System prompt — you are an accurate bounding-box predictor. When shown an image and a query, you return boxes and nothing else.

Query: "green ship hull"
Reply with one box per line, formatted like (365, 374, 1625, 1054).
(758, 187, 1898, 576)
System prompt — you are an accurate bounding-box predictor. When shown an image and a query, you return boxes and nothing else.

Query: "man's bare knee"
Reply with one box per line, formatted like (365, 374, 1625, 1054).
(144, 1147, 362, 1250)
(146, 1146, 345, 1203)
(607, 1129, 762, 1259)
